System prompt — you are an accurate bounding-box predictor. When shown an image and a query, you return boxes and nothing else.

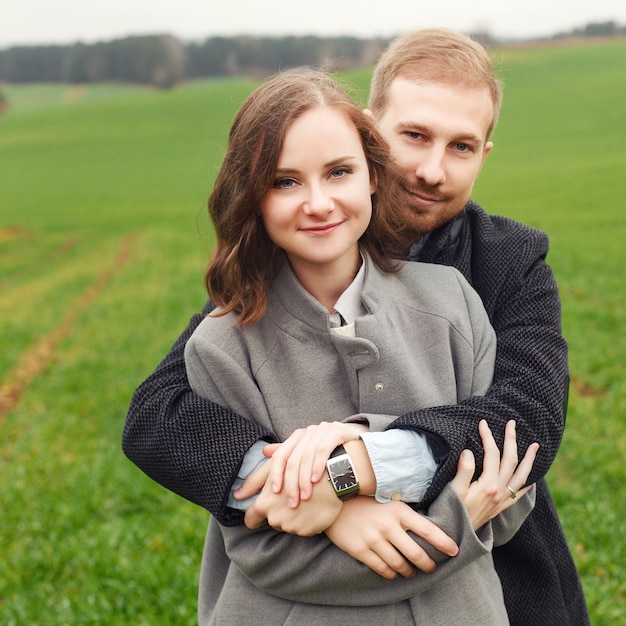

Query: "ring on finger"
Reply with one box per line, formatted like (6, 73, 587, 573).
(506, 485, 517, 499)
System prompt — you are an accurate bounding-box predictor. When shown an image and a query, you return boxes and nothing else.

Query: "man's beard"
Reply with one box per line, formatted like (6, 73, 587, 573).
(398, 176, 447, 206)
(397, 176, 466, 236)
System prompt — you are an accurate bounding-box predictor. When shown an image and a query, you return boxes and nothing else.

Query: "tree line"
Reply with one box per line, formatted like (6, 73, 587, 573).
(0, 22, 623, 89)
(0, 34, 388, 89)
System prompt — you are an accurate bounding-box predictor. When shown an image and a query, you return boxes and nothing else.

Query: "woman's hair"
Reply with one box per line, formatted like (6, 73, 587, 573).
(206, 68, 410, 326)
(369, 28, 503, 138)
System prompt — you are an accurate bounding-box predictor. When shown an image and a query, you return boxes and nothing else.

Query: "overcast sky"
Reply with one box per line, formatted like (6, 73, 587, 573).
(2, 0, 625, 48)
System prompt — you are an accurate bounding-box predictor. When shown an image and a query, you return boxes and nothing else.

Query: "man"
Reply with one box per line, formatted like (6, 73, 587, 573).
(123, 29, 588, 624)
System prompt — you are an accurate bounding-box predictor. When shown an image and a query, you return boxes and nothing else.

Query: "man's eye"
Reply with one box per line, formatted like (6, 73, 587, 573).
(456, 143, 471, 152)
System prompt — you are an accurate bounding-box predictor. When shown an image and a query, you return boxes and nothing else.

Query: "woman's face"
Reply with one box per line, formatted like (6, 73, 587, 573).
(261, 106, 375, 283)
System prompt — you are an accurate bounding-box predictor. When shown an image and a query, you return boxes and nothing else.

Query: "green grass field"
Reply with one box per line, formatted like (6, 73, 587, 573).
(1, 38, 625, 624)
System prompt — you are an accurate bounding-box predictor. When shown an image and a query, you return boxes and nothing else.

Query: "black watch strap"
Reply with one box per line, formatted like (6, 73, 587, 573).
(330, 444, 348, 459)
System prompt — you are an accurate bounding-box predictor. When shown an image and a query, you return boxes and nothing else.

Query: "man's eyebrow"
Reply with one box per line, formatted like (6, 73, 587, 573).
(396, 122, 482, 144)
(395, 121, 429, 132)
(450, 132, 483, 145)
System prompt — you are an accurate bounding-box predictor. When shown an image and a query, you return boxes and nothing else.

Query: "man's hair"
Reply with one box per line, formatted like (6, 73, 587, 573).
(206, 68, 410, 326)
(369, 28, 503, 137)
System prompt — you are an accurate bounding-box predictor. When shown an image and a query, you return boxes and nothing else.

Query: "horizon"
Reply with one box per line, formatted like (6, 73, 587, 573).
(2, 0, 626, 49)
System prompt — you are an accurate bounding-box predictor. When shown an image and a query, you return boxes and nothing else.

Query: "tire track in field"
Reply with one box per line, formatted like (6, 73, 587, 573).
(0, 232, 137, 420)
(0, 229, 80, 293)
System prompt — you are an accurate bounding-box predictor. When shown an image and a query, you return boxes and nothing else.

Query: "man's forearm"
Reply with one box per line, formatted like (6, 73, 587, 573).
(392, 261, 568, 507)
(343, 439, 376, 495)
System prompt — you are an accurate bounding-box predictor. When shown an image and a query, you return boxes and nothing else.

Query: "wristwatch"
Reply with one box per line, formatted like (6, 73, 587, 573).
(326, 445, 359, 501)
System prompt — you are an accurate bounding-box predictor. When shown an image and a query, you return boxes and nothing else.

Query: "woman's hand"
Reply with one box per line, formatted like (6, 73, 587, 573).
(450, 419, 539, 530)
(325, 496, 459, 579)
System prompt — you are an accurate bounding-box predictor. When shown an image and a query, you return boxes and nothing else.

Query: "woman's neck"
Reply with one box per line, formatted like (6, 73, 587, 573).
(288, 253, 362, 313)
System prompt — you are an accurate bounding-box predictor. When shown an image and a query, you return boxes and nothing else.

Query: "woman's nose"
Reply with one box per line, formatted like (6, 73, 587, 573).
(303, 183, 334, 216)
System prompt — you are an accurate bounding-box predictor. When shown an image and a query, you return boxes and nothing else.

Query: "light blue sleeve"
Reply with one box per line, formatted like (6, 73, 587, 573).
(360, 429, 439, 503)
(227, 440, 269, 510)
(229, 429, 439, 509)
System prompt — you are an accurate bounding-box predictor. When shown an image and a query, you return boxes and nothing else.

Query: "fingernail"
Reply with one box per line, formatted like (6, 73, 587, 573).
(271, 483, 279, 493)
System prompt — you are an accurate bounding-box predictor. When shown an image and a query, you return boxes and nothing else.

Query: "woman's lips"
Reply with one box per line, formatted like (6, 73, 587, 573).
(300, 221, 344, 235)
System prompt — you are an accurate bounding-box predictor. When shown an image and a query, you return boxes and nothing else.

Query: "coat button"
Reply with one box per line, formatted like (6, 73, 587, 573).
(375, 383, 384, 391)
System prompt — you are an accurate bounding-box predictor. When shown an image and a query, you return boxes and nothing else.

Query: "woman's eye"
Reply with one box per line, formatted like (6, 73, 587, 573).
(275, 178, 296, 189)
(330, 167, 352, 179)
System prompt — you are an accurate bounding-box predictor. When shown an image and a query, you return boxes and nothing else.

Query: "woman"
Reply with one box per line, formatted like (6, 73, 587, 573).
(185, 68, 536, 625)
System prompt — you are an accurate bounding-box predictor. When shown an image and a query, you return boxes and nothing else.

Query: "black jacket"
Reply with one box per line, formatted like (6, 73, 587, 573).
(123, 200, 589, 624)
(395, 201, 588, 624)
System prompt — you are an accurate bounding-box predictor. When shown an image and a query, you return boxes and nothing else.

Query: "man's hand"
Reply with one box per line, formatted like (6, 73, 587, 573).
(243, 464, 342, 535)
(235, 422, 368, 510)
(325, 496, 459, 579)
(450, 420, 539, 530)
(267, 421, 368, 507)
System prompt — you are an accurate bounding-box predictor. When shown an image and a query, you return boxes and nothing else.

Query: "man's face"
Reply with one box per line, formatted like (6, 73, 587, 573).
(374, 77, 494, 235)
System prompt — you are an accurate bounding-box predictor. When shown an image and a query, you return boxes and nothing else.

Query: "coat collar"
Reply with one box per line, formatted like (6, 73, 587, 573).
(265, 252, 393, 336)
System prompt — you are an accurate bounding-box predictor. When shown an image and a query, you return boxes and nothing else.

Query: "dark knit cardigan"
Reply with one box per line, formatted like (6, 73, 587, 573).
(123, 200, 589, 625)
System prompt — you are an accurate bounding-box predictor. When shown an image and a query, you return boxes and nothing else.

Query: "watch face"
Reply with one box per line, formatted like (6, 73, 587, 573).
(329, 457, 357, 490)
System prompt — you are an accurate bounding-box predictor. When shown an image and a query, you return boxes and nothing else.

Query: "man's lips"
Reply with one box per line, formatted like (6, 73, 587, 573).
(402, 185, 444, 208)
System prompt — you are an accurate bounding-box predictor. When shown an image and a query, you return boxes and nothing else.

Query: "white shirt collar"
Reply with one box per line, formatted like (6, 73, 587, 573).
(329, 257, 367, 327)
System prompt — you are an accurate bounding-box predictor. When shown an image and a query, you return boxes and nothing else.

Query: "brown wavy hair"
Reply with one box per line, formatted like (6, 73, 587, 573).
(206, 68, 410, 326)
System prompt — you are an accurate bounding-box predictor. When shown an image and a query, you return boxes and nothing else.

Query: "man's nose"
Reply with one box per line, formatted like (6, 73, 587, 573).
(415, 147, 446, 186)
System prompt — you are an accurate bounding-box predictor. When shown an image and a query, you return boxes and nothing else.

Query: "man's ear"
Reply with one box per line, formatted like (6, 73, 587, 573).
(482, 141, 494, 165)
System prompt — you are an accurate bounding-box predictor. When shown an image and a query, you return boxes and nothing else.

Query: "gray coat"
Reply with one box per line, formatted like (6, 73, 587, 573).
(185, 254, 533, 625)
